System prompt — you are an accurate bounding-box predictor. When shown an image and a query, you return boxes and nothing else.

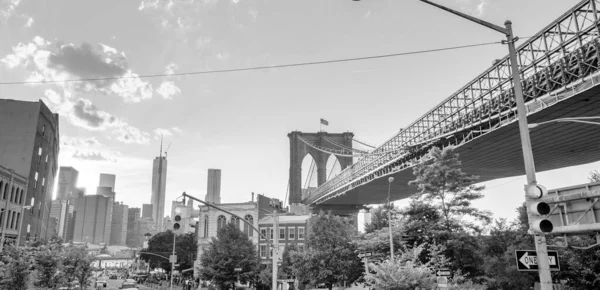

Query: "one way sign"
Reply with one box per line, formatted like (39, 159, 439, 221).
(515, 250, 560, 271)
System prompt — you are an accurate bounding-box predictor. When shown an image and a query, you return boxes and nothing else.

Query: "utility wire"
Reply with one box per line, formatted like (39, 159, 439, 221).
(0, 40, 503, 85)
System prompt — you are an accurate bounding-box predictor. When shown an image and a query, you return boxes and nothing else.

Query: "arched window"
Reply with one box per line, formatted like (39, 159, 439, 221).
(19, 189, 24, 204)
(203, 215, 209, 238)
(0, 181, 4, 199)
(244, 215, 254, 237)
(217, 215, 227, 232)
(231, 216, 241, 230)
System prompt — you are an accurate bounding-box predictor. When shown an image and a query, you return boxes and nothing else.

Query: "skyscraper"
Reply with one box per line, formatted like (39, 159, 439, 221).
(72, 195, 112, 244)
(99, 173, 116, 189)
(151, 145, 167, 232)
(0, 99, 60, 243)
(205, 169, 221, 204)
(109, 203, 128, 246)
(142, 204, 153, 219)
(57, 167, 79, 200)
(126, 207, 140, 247)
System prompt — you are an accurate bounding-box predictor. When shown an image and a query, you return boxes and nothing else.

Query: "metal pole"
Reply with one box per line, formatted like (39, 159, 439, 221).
(505, 21, 552, 290)
(272, 210, 278, 290)
(16, 181, 30, 247)
(0, 170, 14, 252)
(387, 177, 394, 262)
(170, 232, 176, 290)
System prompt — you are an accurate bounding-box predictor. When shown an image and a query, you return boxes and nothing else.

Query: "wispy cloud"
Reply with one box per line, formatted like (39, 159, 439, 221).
(156, 81, 181, 99)
(1, 36, 154, 103)
(62, 136, 102, 147)
(153, 128, 173, 139)
(72, 150, 117, 162)
(43, 89, 150, 144)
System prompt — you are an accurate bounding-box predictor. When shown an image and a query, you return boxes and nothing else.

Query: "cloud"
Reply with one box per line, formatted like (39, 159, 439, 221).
(153, 128, 173, 139)
(72, 150, 117, 162)
(156, 81, 181, 99)
(1, 37, 154, 103)
(172, 127, 183, 133)
(24, 16, 33, 27)
(0, 0, 21, 20)
(455, 0, 489, 16)
(62, 136, 102, 147)
(165, 62, 178, 75)
(43, 89, 150, 144)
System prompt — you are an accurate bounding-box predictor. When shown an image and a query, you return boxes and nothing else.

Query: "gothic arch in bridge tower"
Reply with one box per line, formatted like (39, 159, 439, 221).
(288, 131, 354, 205)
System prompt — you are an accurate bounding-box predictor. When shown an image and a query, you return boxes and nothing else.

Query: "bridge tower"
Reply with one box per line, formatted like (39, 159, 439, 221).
(288, 131, 354, 205)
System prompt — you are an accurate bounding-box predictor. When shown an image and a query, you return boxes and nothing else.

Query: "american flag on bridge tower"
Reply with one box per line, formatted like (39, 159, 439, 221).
(320, 118, 329, 126)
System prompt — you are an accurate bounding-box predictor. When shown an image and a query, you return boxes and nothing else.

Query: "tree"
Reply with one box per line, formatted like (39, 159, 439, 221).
(364, 204, 399, 234)
(409, 146, 491, 232)
(141, 231, 197, 273)
(588, 170, 600, 183)
(200, 223, 258, 289)
(364, 244, 439, 290)
(291, 211, 363, 290)
(353, 223, 406, 259)
(0, 245, 31, 290)
(62, 245, 95, 289)
(32, 238, 64, 289)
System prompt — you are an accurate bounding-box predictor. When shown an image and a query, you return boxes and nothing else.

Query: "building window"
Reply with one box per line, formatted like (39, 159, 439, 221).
(45, 155, 48, 163)
(231, 216, 240, 230)
(260, 228, 266, 240)
(19, 189, 24, 204)
(270, 228, 274, 240)
(289, 227, 296, 240)
(217, 215, 227, 232)
(42, 178, 45, 187)
(203, 215, 209, 238)
(0, 181, 4, 199)
(244, 215, 253, 237)
(11, 211, 16, 229)
(42, 125, 45, 136)
(37, 147, 42, 163)
(30, 198, 35, 214)
(15, 213, 20, 230)
(34, 172, 38, 189)
(279, 228, 286, 240)
(260, 245, 267, 258)
(298, 227, 305, 240)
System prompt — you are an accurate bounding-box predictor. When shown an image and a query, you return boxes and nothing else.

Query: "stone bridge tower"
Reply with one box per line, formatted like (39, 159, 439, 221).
(288, 131, 354, 205)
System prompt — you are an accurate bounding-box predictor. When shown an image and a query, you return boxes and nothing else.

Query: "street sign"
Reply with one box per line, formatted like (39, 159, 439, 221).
(169, 255, 177, 263)
(234, 268, 242, 272)
(515, 250, 560, 271)
(436, 268, 451, 276)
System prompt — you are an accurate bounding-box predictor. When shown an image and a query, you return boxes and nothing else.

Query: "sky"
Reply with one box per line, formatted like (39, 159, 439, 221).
(1, 0, 596, 222)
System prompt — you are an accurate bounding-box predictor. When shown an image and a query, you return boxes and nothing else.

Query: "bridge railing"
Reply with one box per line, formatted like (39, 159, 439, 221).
(305, 0, 600, 205)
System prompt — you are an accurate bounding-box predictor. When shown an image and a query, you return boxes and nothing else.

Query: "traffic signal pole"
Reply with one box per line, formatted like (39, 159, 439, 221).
(418, 1, 552, 288)
(170, 232, 176, 290)
(272, 210, 279, 290)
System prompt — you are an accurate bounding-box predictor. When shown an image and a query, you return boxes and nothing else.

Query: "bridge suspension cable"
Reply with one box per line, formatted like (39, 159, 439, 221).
(303, 158, 316, 190)
(353, 138, 377, 149)
(297, 136, 358, 157)
(322, 136, 370, 154)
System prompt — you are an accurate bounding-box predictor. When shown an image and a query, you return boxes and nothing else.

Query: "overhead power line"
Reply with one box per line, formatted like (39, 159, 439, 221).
(0, 40, 504, 85)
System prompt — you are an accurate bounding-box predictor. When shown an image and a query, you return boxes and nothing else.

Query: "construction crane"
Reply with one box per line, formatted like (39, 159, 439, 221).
(164, 141, 172, 158)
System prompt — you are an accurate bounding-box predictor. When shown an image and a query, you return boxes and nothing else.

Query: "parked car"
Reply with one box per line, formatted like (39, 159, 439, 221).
(119, 282, 139, 290)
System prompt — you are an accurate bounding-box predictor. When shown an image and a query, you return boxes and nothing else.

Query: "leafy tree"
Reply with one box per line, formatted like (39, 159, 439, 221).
(32, 238, 64, 289)
(364, 204, 399, 234)
(409, 146, 491, 232)
(0, 245, 31, 290)
(401, 199, 446, 246)
(353, 223, 406, 259)
(588, 169, 600, 183)
(291, 211, 363, 290)
(62, 245, 95, 289)
(200, 223, 258, 289)
(141, 231, 197, 273)
(364, 244, 439, 290)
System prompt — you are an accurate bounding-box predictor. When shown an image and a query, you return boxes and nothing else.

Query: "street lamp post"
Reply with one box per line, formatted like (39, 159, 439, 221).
(387, 177, 394, 262)
(417, 1, 553, 288)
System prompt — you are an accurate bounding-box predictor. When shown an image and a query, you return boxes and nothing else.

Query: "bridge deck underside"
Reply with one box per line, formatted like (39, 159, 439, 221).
(319, 86, 600, 206)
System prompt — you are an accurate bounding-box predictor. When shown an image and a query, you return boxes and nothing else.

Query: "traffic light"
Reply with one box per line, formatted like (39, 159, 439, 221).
(174, 215, 181, 231)
(526, 184, 553, 233)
